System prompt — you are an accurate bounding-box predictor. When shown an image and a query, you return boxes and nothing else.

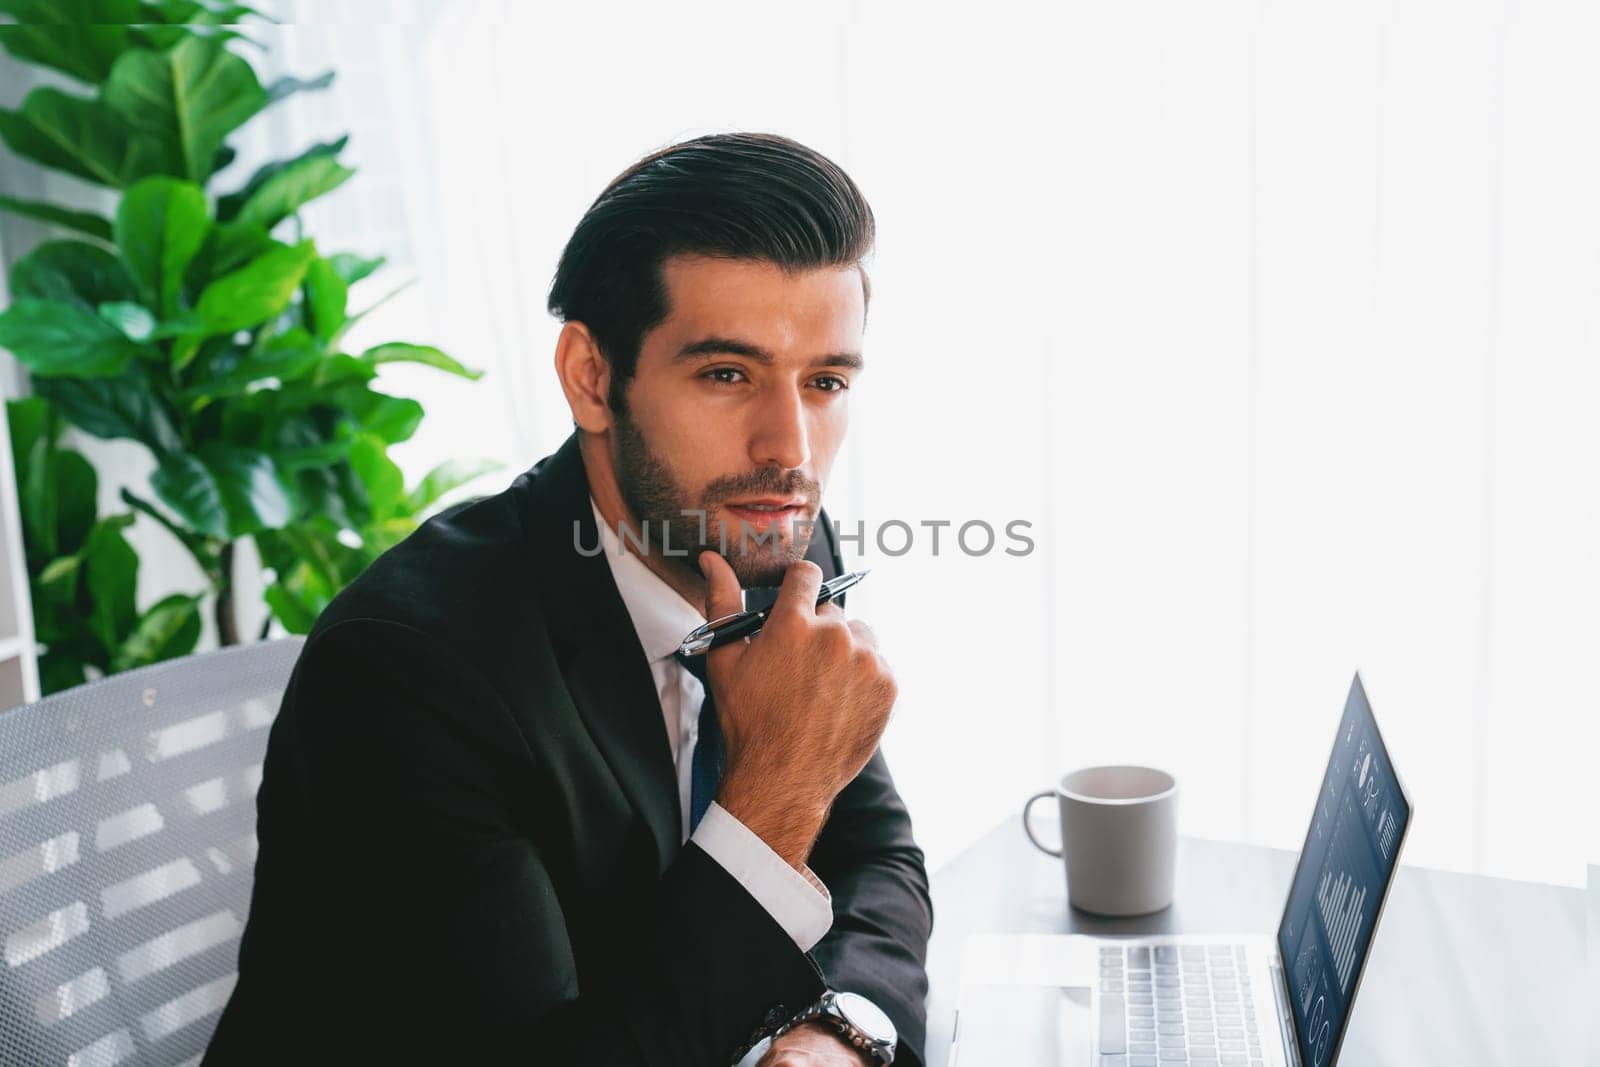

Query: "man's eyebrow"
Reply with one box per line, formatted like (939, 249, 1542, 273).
(674, 336, 864, 370)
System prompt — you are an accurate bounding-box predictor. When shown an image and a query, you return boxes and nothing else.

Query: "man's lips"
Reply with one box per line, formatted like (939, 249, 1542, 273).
(726, 497, 807, 510)
(722, 499, 810, 529)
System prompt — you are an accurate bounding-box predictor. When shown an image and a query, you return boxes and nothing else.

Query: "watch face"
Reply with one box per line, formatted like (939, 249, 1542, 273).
(833, 992, 896, 1044)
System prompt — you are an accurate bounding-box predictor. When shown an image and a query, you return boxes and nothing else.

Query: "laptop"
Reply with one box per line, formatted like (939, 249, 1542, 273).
(951, 673, 1412, 1067)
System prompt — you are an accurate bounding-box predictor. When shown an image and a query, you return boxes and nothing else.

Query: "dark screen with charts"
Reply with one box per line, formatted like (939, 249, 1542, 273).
(1277, 676, 1411, 1067)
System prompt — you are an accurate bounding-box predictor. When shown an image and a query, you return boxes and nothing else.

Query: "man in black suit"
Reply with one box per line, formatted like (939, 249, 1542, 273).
(205, 133, 932, 1065)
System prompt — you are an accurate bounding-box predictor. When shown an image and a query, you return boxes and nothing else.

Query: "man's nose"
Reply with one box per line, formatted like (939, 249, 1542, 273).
(748, 384, 810, 472)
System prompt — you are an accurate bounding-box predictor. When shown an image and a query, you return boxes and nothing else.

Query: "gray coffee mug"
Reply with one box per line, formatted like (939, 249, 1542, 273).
(1023, 765, 1178, 917)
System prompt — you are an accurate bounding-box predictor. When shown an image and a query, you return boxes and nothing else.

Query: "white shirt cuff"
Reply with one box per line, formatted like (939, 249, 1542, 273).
(691, 800, 833, 952)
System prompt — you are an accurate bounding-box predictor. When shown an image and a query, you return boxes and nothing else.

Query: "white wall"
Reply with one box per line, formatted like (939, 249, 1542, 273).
(9, 0, 1594, 885)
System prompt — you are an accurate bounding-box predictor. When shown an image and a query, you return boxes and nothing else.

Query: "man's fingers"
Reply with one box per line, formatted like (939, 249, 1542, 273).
(815, 598, 845, 623)
(846, 618, 878, 649)
(773, 559, 824, 620)
(699, 551, 750, 681)
(699, 551, 744, 622)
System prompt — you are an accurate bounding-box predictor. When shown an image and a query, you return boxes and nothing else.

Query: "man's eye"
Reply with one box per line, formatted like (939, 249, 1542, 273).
(703, 367, 746, 385)
(812, 375, 850, 392)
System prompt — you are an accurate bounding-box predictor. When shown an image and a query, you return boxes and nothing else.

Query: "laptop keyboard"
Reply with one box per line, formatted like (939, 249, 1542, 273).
(1096, 943, 1265, 1065)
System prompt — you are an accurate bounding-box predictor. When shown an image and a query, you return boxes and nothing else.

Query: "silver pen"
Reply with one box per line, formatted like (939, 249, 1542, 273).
(677, 569, 870, 656)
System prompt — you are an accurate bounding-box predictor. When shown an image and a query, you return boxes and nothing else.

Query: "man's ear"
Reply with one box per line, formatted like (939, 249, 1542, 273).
(554, 321, 616, 434)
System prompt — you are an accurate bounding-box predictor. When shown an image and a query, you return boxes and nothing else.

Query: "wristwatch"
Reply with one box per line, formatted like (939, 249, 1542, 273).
(773, 990, 897, 1064)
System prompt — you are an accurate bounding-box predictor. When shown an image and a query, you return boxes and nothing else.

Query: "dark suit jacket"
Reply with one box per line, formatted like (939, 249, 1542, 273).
(204, 432, 933, 1065)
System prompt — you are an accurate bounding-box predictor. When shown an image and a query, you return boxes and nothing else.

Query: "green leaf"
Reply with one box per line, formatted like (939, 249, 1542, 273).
(364, 515, 416, 557)
(37, 652, 88, 696)
(282, 462, 363, 529)
(262, 405, 355, 474)
(258, 523, 358, 631)
(197, 443, 291, 536)
(262, 579, 316, 634)
(114, 176, 209, 317)
(235, 152, 353, 231)
(360, 342, 483, 381)
(33, 586, 97, 652)
(33, 368, 184, 456)
(215, 136, 347, 222)
(184, 326, 322, 398)
(326, 251, 384, 286)
(82, 514, 138, 652)
(260, 518, 357, 588)
(331, 384, 423, 444)
(111, 592, 201, 672)
(302, 256, 346, 342)
(0, 0, 141, 22)
(347, 433, 404, 523)
(0, 298, 145, 378)
(6, 397, 49, 465)
(10, 239, 138, 309)
(51, 449, 98, 556)
(103, 35, 267, 184)
(307, 352, 375, 389)
(405, 457, 502, 515)
(120, 487, 219, 576)
(126, 24, 259, 53)
(151, 451, 226, 537)
(0, 86, 173, 188)
(19, 430, 58, 560)
(0, 2, 139, 83)
(0, 195, 113, 241)
(199, 4, 268, 24)
(193, 238, 316, 334)
(183, 218, 272, 293)
(273, 437, 353, 473)
(122, 24, 185, 50)
(8, 400, 105, 569)
(138, 0, 270, 23)
(97, 300, 155, 342)
(137, 0, 206, 22)
(169, 332, 203, 373)
(37, 555, 80, 607)
(263, 69, 333, 106)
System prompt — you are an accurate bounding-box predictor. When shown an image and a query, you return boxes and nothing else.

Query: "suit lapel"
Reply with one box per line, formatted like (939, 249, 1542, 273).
(521, 434, 682, 871)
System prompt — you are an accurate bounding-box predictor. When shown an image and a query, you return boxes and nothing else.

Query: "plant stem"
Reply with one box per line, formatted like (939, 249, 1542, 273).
(120, 489, 220, 581)
(215, 540, 239, 646)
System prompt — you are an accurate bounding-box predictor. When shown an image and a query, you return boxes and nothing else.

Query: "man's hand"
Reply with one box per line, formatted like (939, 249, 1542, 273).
(756, 1021, 874, 1066)
(698, 551, 898, 868)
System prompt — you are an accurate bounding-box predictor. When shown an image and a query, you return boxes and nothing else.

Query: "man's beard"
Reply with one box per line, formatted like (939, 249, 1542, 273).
(611, 409, 819, 588)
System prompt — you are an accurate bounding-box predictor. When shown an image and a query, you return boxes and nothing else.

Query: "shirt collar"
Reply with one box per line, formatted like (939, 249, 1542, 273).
(591, 497, 707, 664)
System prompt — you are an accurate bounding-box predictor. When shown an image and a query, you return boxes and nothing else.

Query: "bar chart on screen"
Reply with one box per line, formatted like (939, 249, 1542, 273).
(1316, 867, 1366, 992)
(1314, 793, 1383, 996)
(1375, 808, 1398, 860)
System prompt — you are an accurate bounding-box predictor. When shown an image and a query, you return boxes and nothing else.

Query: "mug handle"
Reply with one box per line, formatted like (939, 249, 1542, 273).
(1022, 789, 1063, 858)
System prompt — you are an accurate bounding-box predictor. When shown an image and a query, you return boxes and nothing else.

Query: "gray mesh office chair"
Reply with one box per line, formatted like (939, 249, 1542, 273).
(0, 638, 303, 1066)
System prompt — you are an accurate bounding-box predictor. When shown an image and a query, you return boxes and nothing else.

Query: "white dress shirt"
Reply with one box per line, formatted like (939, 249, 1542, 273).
(590, 499, 833, 952)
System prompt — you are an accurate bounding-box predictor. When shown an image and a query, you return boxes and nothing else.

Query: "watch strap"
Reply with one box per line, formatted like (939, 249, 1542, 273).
(773, 991, 896, 1064)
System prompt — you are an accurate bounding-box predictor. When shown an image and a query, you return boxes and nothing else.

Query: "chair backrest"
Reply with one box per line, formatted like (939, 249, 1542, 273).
(0, 638, 302, 1067)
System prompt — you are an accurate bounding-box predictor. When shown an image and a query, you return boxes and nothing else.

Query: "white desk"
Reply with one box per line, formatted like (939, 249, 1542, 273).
(922, 816, 1587, 1065)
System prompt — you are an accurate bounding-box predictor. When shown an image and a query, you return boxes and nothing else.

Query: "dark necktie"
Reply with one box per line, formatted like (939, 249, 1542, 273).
(673, 652, 724, 834)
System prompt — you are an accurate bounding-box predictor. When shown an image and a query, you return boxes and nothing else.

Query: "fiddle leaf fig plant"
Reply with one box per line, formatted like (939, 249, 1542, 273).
(7, 395, 203, 693)
(0, 6, 497, 691)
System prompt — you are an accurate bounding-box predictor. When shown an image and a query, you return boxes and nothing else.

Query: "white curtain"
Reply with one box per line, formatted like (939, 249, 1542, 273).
(215, 0, 1599, 885)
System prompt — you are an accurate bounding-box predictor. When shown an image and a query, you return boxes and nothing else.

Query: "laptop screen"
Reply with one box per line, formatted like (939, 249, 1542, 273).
(1276, 675, 1411, 1067)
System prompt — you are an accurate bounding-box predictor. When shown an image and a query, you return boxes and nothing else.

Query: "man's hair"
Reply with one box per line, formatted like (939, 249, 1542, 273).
(547, 132, 875, 410)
